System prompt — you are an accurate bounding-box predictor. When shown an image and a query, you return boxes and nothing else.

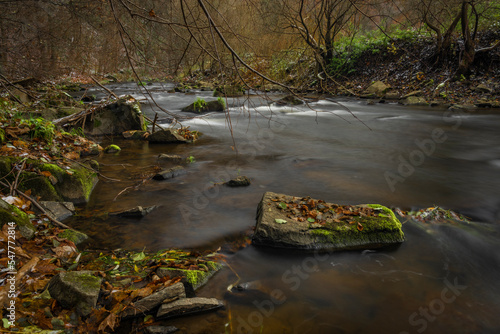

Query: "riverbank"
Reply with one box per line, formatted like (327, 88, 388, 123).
(0, 96, 228, 333)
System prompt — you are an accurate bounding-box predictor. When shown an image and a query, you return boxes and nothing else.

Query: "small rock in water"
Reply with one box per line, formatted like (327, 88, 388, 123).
(109, 205, 157, 218)
(104, 144, 121, 153)
(224, 176, 251, 187)
(153, 166, 186, 180)
(157, 154, 183, 163)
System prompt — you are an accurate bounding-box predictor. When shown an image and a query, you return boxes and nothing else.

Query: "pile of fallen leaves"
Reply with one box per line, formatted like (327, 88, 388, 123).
(270, 195, 379, 231)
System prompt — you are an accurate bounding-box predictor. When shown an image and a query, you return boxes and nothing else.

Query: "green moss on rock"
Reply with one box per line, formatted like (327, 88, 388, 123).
(158, 261, 222, 290)
(57, 229, 89, 246)
(0, 199, 36, 240)
(104, 144, 121, 153)
(0, 157, 98, 204)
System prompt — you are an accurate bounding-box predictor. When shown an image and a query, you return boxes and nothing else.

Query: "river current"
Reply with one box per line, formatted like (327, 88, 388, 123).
(69, 83, 500, 333)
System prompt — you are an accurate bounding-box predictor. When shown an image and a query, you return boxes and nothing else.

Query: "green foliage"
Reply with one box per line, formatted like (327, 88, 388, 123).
(326, 27, 421, 77)
(186, 155, 196, 163)
(193, 97, 207, 112)
(29, 117, 55, 142)
(217, 96, 226, 108)
(69, 127, 85, 137)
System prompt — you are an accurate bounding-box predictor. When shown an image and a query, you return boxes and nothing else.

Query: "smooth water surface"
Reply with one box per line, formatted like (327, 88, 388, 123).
(69, 83, 500, 333)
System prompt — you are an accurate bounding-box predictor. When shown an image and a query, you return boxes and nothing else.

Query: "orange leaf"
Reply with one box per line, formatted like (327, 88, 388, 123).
(149, 9, 156, 17)
(40, 171, 52, 177)
(357, 222, 364, 231)
(63, 152, 80, 160)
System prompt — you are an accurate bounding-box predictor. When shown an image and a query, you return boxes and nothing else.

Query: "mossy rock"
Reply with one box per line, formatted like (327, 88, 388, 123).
(0, 199, 36, 240)
(157, 261, 223, 291)
(181, 99, 225, 114)
(253, 192, 405, 251)
(47, 271, 102, 316)
(104, 144, 121, 153)
(57, 229, 89, 246)
(0, 157, 98, 204)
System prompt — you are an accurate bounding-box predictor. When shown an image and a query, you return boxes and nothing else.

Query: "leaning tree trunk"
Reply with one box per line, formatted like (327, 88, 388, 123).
(457, 0, 476, 76)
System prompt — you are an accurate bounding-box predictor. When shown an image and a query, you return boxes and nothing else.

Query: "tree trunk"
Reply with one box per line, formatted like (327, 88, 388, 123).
(457, 1, 476, 76)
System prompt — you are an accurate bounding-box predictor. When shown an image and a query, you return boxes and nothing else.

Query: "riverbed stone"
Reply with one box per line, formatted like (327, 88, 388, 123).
(148, 129, 188, 143)
(153, 166, 186, 180)
(109, 205, 157, 218)
(40, 201, 75, 221)
(400, 96, 427, 106)
(123, 130, 149, 139)
(181, 99, 225, 113)
(252, 192, 405, 251)
(157, 297, 224, 318)
(104, 144, 121, 153)
(156, 261, 223, 291)
(56, 96, 145, 136)
(384, 90, 400, 100)
(47, 271, 102, 316)
(57, 229, 89, 246)
(224, 176, 251, 187)
(363, 81, 389, 97)
(0, 157, 98, 204)
(158, 154, 183, 163)
(121, 282, 186, 318)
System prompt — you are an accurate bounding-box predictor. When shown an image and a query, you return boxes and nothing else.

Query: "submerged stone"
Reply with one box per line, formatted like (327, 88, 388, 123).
(153, 166, 185, 180)
(109, 205, 157, 218)
(252, 192, 405, 251)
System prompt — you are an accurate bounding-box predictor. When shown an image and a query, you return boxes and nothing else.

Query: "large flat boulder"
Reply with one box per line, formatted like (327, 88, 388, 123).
(252, 192, 404, 251)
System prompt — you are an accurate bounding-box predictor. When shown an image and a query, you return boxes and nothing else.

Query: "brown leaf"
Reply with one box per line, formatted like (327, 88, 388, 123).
(357, 222, 364, 231)
(98, 313, 119, 334)
(63, 151, 80, 160)
(40, 171, 52, 177)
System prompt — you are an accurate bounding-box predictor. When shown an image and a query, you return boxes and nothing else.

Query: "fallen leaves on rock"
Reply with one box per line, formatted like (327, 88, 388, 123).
(271, 195, 377, 228)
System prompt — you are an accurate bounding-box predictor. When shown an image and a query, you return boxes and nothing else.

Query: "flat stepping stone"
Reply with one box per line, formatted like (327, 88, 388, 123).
(252, 192, 405, 251)
(157, 297, 224, 318)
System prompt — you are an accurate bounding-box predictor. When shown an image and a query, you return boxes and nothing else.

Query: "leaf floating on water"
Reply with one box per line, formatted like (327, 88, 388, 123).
(275, 219, 287, 224)
(357, 222, 364, 231)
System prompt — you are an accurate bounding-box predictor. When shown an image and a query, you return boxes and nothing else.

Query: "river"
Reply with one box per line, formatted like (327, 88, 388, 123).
(69, 82, 500, 333)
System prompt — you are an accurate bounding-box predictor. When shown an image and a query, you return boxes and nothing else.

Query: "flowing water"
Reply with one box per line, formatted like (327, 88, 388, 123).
(69, 83, 500, 333)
